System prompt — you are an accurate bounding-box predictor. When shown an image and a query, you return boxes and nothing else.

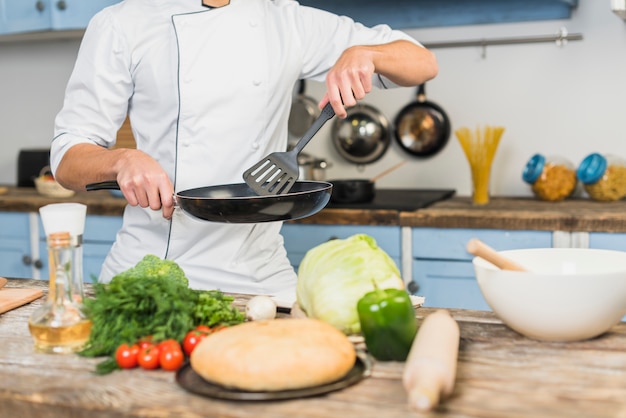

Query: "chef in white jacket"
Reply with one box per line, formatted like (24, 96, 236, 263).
(50, 0, 438, 303)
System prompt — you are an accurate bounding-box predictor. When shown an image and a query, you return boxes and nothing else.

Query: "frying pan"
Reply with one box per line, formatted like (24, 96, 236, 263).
(86, 181, 332, 223)
(393, 84, 450, 158)
(330, 161, 407, 204)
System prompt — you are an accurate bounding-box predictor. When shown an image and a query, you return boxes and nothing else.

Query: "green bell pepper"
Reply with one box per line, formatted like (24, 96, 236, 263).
(357, 287, 418, 361)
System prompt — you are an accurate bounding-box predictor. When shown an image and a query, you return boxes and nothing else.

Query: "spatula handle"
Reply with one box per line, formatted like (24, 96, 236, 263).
(291, 102, 335, 154)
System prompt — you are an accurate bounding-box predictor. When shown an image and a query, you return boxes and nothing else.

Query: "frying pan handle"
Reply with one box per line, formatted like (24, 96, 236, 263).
(417, 84, 426, 102)
(85, 180, 120, 191)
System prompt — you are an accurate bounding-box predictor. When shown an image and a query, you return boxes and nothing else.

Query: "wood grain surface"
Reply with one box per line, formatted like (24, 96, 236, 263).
(3, 186, 626, 231)
(1, 279, 625, 418)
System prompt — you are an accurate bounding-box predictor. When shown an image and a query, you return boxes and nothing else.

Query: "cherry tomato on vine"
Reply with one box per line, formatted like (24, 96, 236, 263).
(159, 341, 184, 371)
(138, 345, 161, 370)
(115, 343, 140, 369)
(183, 330, 207, 356)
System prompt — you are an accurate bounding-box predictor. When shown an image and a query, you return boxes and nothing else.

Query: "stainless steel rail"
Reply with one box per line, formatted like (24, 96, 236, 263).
(423, 27, 583, 53)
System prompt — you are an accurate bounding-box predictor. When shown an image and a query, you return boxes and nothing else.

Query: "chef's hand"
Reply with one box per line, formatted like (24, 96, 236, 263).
(116, 149, 175, 219)
(319, 40, 439, 118)
(319, 45, 374, 118)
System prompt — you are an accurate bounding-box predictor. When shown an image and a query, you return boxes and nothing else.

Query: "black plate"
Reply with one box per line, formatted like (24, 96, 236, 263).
(175, 352, 371, 401)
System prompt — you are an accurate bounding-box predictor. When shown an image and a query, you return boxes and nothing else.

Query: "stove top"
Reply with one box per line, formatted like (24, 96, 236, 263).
(325, 188, 455, 211)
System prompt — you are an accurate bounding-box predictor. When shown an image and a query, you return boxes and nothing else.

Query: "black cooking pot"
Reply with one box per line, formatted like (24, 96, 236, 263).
(329, 179, 375, 204)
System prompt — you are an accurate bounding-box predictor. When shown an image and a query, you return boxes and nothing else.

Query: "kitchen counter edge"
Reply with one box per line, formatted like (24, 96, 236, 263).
(3, 187, 626, 232)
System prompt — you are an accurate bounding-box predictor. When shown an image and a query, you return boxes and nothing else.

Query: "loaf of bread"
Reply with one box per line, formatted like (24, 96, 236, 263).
(190, 318, 357, 391)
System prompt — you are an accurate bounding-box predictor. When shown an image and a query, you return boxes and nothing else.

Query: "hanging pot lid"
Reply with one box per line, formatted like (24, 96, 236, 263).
(331, 103, 391, 165)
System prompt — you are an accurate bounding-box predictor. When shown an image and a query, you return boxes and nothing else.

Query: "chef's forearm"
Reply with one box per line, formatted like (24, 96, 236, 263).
(54, 143, 132, 191)
(369, 40, 438, 86)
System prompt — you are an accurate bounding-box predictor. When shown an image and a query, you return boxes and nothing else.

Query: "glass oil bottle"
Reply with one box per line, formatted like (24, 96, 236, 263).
(28, 231, 92, 354)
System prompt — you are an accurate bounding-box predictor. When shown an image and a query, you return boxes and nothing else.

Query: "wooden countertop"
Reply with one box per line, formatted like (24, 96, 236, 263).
(400, 196, 626, 232)
(3, 186, 626, 232)
(2, 278, 625, 418)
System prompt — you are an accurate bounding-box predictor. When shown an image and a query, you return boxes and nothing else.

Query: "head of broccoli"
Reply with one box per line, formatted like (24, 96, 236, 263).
(111, 254, 189, 287)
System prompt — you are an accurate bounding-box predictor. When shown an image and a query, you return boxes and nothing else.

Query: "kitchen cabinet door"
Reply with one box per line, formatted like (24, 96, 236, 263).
(412, 259, 490, 311)
(0, 0, 119, 36)
(0, 213, 35, 278)
(411, 227, 552, 311)
(280, 224, 402, 275)
(0, 0, 50, 35)
(588, 232, 626, 252)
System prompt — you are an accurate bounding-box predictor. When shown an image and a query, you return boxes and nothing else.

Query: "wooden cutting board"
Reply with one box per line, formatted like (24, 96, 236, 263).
(0, 288, 44, 314)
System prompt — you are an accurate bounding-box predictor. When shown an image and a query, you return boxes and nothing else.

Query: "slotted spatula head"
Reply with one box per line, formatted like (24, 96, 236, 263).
(244, 102, 335, 195)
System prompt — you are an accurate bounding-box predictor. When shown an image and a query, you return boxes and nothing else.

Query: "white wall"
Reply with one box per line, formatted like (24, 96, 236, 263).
(1, 0, 624, 198)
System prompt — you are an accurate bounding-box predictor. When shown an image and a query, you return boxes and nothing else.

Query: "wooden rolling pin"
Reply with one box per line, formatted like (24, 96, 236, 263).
(402, 310, 460, 412)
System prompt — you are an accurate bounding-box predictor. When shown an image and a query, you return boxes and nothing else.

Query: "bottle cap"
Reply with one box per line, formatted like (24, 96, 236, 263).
(522, 154, 545, 184)
(39, 203, 87, 238)
(577, 153, 607, 184)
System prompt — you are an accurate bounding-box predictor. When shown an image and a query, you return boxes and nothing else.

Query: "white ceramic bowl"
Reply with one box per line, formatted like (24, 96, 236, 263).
(473, 248, 626, 342)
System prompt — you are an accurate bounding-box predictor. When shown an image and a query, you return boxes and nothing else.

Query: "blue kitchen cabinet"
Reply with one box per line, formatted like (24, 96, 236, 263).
(299, 0, 578, 29)
(588, 232, 626, 252)
(0, 0, 119, 36)
(0, 213, 34, 278)
(38, 215, 122, 283)
(411, 227, 553, 311)
(280, 224, 401, 275)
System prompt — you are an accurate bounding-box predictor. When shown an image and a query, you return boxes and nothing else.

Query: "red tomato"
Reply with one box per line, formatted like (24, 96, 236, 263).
(159, 341, 184, 371)
(115, 343, 140, 369)
(195, 325, 213, 334)
(183, 330, 207, 356)
(138, 345, 161, 370)
(138, 336, 154, 349)
(157, 339, 180, 351)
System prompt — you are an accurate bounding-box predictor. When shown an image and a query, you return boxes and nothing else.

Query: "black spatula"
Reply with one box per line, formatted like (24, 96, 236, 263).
(243, 102, 335, 195)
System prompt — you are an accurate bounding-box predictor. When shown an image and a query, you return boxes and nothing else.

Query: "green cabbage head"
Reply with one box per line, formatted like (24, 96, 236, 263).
(296, 234, 405, 335)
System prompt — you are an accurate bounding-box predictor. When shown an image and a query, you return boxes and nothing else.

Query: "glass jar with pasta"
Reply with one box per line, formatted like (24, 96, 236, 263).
(577, 153, 626, 201)
(522, 154, 578, 201)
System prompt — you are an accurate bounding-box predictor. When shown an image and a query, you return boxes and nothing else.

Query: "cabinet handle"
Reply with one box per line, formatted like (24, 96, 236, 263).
(22, 256, 44, 269)
(407, 280, 419, 294)
(22, 255, 33, 266)
(35, 1, 45, 12)
(56, 0, 66, 10)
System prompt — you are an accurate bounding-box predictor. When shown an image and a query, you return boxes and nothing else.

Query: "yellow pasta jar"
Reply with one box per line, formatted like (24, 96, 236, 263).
(577, 153, 626, 201)
(523, 154, 578, 201)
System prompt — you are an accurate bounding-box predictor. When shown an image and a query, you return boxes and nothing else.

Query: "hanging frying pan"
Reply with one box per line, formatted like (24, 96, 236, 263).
(288, 80, 320, 148)
(86, 180, 332, 223)
(393, 84, 450, 158)
(331, 103, 391, 165)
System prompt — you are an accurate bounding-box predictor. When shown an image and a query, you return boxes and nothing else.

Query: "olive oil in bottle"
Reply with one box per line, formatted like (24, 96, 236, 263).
(28, 231, 91, 354)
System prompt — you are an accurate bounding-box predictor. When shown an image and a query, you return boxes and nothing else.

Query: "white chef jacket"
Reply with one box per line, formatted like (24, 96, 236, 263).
(50, 0, 421, 303)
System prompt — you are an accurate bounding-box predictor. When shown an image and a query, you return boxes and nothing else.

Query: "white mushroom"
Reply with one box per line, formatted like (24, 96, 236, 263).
(245, 295, 277, 321)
